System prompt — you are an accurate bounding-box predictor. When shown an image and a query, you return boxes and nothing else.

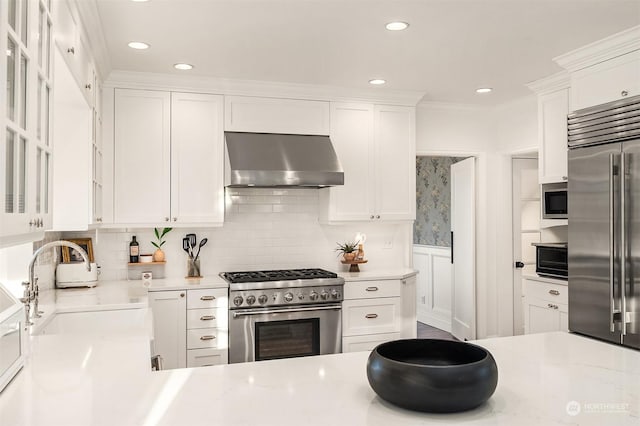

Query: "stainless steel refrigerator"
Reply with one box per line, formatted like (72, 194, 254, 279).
(568, 94, 640, 350)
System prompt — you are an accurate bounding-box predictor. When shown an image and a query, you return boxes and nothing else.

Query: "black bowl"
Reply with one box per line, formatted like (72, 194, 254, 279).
(366, 339, 498, 413)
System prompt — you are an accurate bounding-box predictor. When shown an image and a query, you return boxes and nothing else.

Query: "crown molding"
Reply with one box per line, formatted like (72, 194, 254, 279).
(554, 25, 640, 72)
(526, 71, 570, 95)
(71, 0, 112, 80)
(416, 100, 490, 111)
(104, 71, 425, 106)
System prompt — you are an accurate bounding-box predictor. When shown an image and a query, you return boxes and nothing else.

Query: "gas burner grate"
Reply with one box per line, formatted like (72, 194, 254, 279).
(223, 268, 338, 283)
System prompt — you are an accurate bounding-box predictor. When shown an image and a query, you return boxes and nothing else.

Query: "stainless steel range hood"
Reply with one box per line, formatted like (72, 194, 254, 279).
(224, 132, 344, 187)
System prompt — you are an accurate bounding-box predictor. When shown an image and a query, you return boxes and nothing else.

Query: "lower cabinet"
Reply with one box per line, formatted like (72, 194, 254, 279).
(523, 278, 568, 334)
(342, 278, 416, 352)
(149, 287, 228, 370)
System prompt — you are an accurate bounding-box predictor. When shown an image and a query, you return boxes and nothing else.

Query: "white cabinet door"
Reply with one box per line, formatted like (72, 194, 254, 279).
(524, 297, 568, 334)
(224, 96, 330, 135)
(538, 88, 569, 184)
(171, 92, 224, 224)
(114, 89, 170, 224)
(342, 332, 400, 353)
(400, 276, 417, 338)
(187, 348, 228, 367)
(571, 51, 640, 111)
(149, 290, 187, 370)
(320, 103, 374, 222)
(374, 105, 416, 220)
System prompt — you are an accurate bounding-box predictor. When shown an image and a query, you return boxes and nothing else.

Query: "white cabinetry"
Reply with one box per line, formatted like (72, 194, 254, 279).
(342, 279, 402, 352)
(570, 51, 640, 111)
(149, 287, 228, 370)
(523, 277, 568, 334)
(527, 74, 570, 185)
(224, 96, 330, 135)
(112, 89, 224, 226)
(1, 0, 54, 244)
(149, 290, 187, 370)
(320, 103, 415, 223)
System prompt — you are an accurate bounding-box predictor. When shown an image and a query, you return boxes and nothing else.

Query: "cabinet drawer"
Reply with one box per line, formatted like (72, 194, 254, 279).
(342, 333, 400, 353)
(342, 298, 401, 336)
(343, 280, 401, 300)
(523, 280, 567, 304)
(187, 348, 228, 368)
(187, 288, 227, 309)
(187, 328, 227, 349)
(187, 307, 227, 330)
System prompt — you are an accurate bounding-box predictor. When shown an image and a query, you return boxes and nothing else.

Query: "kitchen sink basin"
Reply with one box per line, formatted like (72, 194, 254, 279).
(34, 308, 153, 338)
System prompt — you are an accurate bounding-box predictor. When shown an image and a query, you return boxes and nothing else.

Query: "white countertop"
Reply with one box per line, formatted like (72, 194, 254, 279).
(522, 272, 568, 286)
(1, 331, 638, 425)
(142, 275, 229, 291)
(339, 268, 418, 282)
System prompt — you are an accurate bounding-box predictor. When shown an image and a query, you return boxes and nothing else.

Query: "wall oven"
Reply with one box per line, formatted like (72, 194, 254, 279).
(533, 243, 568, 279)
(221, 269, 344, 364)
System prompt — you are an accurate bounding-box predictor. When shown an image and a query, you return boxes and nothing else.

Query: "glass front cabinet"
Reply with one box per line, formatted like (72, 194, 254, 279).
(1, 0, 53, 243)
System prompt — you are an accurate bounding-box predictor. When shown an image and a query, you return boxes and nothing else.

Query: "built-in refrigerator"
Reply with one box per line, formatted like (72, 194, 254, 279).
(568, 94, 640, 350)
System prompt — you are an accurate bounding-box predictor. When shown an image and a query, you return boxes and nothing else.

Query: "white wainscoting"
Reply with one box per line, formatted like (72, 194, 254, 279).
(413, 245, 453, 332)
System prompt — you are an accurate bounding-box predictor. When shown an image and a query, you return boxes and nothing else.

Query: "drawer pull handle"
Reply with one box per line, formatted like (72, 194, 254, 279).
(200, 296, 216, 301)
(200, 335, 216, 341)
(200, 315, 215, 321)
(365, 313, 378, 319)
(547, 303, 559, 310)
(365, 287, 378, 292)
(549, 290, 560, 296)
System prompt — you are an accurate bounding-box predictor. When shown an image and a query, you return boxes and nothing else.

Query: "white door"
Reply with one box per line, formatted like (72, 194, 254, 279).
(512, 158, 540, 335)
(451, 157, 476, 340)
(149, 290, 186, 370)
(170, 92, 224, 224)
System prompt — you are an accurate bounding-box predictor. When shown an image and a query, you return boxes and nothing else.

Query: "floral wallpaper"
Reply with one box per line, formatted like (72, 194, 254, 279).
(414, 156, 466, 247)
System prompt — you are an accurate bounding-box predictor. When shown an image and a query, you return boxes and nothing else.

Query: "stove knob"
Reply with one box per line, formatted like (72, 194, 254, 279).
(309, 292, 319, 301)
(284, 292, 294, 303)
(320, 291, 329, 300)
(233, 296, 244, 307)
(298, 293, 304, 300)
(246, 295, 256, 305)
(258, 295, 268, 305)
(330, 290, 339, 300)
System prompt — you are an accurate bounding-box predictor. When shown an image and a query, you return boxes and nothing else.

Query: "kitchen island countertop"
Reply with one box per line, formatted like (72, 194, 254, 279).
(1, 331, 638, 425)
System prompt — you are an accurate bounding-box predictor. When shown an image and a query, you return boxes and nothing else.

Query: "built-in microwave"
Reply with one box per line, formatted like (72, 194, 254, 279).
(542, 182, 567, 219)
(532, 243, 568, 279)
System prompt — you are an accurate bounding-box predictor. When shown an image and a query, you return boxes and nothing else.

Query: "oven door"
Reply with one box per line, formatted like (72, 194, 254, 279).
(228, 304, 341, 364)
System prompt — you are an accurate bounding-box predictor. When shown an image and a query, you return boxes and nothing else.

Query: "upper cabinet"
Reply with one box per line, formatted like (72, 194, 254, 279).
(527, 74, 570, 185)
(0, 0, 54, 245)
(554, 26, 640, 112)
(224, 96, 330, 135)
(110, 89, 224, 227)
(570, 51, 640, 111)
(319, 102, 415, 223)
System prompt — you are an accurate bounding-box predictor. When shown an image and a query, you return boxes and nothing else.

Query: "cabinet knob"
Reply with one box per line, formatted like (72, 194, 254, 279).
(547, 303, 559, 310)
(549, 289, 560, 296)
(29, 220, 34, 226)
(376, 215, 380, 219)
(370, 215, 374, 220)
(621, 90, 629, 97)
(180, 293, 185, 298)
(365, 313, 379, 319)
(85, 83, 92, 90)
(165, 217, 170, 222)
(67, 47, 75, 55)
(365, 287, 378, 292)
(200, 335, 216, 341)
(173, 217, 177, 222)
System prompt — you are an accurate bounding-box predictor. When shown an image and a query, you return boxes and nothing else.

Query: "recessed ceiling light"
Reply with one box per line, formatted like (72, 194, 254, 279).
(386, 21, 409, 31)
(476, 87, 493, 94)
(128, 41, 150, 50)
(369, 79, 386, 85)
(174, 63, 194, 70)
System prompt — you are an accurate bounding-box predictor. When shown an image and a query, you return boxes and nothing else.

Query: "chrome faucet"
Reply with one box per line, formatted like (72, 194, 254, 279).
(20, 240, 92, 326)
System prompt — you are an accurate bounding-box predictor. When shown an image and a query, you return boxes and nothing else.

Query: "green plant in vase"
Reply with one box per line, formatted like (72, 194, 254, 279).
(335, 241, 359, 262)
(152, 227, 173, 262)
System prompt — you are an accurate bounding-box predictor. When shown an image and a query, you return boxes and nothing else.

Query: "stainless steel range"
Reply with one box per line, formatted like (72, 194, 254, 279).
(222, 268, 344, 364)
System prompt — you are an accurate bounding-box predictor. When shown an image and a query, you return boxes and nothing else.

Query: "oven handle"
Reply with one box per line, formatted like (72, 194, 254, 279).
(232, 304, 342, 318)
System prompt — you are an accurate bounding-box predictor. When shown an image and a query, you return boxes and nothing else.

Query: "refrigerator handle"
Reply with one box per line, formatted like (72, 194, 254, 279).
(621, 152, 628, 336)
(610, 153, 617, 333)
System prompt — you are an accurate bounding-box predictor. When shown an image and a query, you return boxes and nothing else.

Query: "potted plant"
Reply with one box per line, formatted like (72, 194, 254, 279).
(152, 227, 172, 262)
(335, 242, 359, 262)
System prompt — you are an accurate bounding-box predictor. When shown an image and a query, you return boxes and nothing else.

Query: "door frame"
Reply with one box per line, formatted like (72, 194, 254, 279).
(414, 150, 479, 337)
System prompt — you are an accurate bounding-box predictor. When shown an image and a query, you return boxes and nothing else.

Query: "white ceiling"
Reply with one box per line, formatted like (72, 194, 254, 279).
(95, 0, 640, 105)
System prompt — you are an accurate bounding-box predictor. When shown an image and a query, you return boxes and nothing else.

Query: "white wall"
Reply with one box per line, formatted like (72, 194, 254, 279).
(415, 97, 538, 339)
(63, 188, 412, 281)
